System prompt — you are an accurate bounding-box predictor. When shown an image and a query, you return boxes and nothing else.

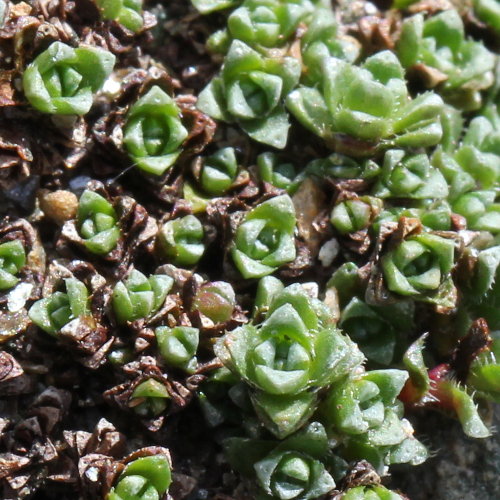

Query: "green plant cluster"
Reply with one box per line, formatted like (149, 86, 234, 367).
(107, 452, 172, 500)
(77, 190, 121, 255)
(23, 41, 115, 115)
(180, 1, 499, 495)
(158, 214, 205, 267)
(112, 270, 173, 324)
(231, 194, 297, 278)
(0, 240, 26, 291)
(198, 147, 239, 196)
(12, 1, 500, 499)
(196, 0, 361, 148)
(123, 86, 188, 176)
(29, 278, 90, 336)
(257, 152, 302, 194)
(212, 277, 426, 497)
(398, 9, 496, 110)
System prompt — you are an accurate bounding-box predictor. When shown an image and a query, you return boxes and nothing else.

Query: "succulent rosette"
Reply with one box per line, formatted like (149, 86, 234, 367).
(77, 190, 121, 255)
(123, 86, 188, 176)
(453, 108, 500, 189)
(107, 449, 172, 500)
(210, 0, 316, 53)
(96, 0, 144, 32)
(433, 106, 500, 201)
(255, 450, 333, 500)
(216, 280, 363, 437)
(157, 215, 205, 267)
(225, 422, 336, 500)
(156, 326, 199, 373)
(112, 270, 173, 324)
(23, 41, 115, 115)
(322, 370, 408, 436)
(198, 147, 238, 196)
(231, 194, 297, 279)
(197, 40, 301, 148)
(0, 240, 26, 291)
(300, 8, 360, 83)
(320, 370, 427, 471)
(287, 51, 444, 155)
(372, 150, 448, 200)
(22, 260, 112, 367)
(380, 232, 456, 306)
(398, 10, 496, 110)
(28, 278, 89, 335)
(58, 185, 157, 277)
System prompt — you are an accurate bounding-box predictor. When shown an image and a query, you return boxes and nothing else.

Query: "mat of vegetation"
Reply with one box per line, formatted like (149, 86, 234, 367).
(0, 0, 499, 499)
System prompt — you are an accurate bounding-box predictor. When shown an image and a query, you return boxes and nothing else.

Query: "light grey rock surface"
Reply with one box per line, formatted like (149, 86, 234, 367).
(391, 408, 500, 500)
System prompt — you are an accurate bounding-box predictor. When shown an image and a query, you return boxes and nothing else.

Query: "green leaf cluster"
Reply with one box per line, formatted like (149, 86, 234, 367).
(231, 195, 297, 278)
(23, 41, 115, 115)
(199, 147, 238, 196)
(225, 422, 336, 500)
(112, 270, 173, 324)
(258, 152, 302, 194)
(398, 10, 496, 110)
(28, 278, 89, 336)
(216, 277, 364, 438)
(158, 215, 205, 267)
(108, 453, 172, 500)
(0, 240, 26, 291)
(156, 326, 199, 373)
(130, 378, 171, 417)
(381, 232, 456, 306)
(124, 86, 188, 176)
(373, 150, 448, 200)
(207, 0, 316, 54)
(287, 51, 444, 154)
(331, 196, 383, 235)
(198, 40, 301, 148)
(77, 190, 121, 255)
(319, 370, 427, 472)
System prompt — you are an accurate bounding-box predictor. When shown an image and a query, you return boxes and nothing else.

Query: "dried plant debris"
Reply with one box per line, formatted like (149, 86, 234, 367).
(0, 0, 499, 499)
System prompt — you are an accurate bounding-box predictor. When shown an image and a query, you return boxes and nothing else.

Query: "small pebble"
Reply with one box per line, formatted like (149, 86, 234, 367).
(39, 189, 78, 225)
